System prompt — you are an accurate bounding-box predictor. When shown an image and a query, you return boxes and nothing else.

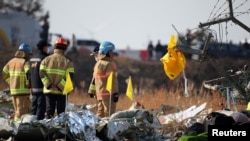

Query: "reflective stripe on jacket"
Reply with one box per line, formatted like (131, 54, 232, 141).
(88, 77, 96, 94)
(40, 49, 74, 94)
(2, 57, 30, 95)
(94, 56, 118, 100)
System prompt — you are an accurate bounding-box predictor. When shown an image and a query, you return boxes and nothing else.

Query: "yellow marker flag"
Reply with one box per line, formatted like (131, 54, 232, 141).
(106, 72, 113, 92)
(247, 102, 250, 110)
(126, 76, 133, 101)
(63, 71, 73, 95)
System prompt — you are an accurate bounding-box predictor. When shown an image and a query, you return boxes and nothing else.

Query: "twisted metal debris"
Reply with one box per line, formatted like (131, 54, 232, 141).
(0, 107, 168, 141)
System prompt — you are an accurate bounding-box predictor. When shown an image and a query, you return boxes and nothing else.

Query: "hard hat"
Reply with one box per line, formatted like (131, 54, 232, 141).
(18, 43, 32, 54)
(55, 37, 68, 49)
(37, 40, 51, 50)
(98, 41, 115, 55)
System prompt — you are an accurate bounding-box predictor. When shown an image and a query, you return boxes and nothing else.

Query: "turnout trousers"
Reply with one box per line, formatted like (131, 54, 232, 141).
(31, 92, 46, 120)
(45, 94, 66, 119)
(12, 95, 30, 120)
(96, 96, 116, 118)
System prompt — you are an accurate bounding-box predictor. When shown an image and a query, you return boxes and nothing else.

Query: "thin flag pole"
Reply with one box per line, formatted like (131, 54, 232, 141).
(183, 70, 189, 97)
(65, 94, 68, 140)
(106, 72, 114, 139)
(106, 72, 113, 117)
(109, 90, 112, 117)
(131, 77, 135, 106)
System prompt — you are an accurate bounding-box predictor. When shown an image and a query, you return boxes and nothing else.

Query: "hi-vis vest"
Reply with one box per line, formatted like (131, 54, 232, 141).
(40, 49, 74, 94)
(94, 56, 118, 100)
(2, 58, 30, 95)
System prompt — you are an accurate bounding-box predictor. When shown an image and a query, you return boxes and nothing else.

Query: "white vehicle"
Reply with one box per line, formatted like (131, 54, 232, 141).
(75, 39, 100, 52)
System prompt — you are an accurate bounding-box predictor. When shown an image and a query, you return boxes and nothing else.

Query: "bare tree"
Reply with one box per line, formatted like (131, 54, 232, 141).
(0, 0, 48, 22)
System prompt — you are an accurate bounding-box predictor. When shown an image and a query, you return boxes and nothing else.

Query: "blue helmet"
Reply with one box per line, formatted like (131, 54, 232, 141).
(18, 43, 32, 54)
(98, 41, 115, 55)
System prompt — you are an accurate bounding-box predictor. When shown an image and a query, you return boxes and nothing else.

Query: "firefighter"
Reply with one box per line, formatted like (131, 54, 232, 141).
(2, 43, 32, 121)
(93, 41, 119, 118)
(28, 40, 51, 120)
(40, 37, 74, 119)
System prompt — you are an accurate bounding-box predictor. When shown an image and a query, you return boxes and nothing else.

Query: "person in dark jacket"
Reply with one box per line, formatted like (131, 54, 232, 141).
(147, 40, 154, 60)
(28, 40, 51, 120)
(155, 40, 163, 60)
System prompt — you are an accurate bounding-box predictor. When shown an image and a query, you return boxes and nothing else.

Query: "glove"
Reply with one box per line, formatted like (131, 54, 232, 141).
(112, 93, 119, 103)
(88, 93, 95, 98)
(55, 85, 61, 91)
(47, 84, 61, 91)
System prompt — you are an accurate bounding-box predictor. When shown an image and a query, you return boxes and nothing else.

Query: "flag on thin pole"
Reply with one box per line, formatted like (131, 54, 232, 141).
(126, 76, 133, 101)
(63, 71, 73, 95)
(106, 72, 113, 92)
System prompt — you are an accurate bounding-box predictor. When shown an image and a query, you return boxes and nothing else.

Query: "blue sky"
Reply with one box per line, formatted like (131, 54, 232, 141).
(44, 0, 250, 49)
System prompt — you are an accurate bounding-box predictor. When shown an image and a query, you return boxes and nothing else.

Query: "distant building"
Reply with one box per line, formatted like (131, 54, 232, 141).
(0, 11, 41, 49)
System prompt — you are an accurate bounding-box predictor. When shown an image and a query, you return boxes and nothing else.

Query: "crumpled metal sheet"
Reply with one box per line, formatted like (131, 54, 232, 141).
(47, 110, 101, 141)
(0, 89, 13, 119)
(0, 118, 13, 140)
(0, 108, 168, 141)
(0, 89, 11, 102)
(100, 109, 164, 140)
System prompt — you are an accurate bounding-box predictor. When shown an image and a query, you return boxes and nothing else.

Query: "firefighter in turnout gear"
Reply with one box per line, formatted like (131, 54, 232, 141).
(40, 37, 74, 119)
(28, 40, 51, 120)
(2, 43, 32, 121)
(93, 41, 119, 118)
